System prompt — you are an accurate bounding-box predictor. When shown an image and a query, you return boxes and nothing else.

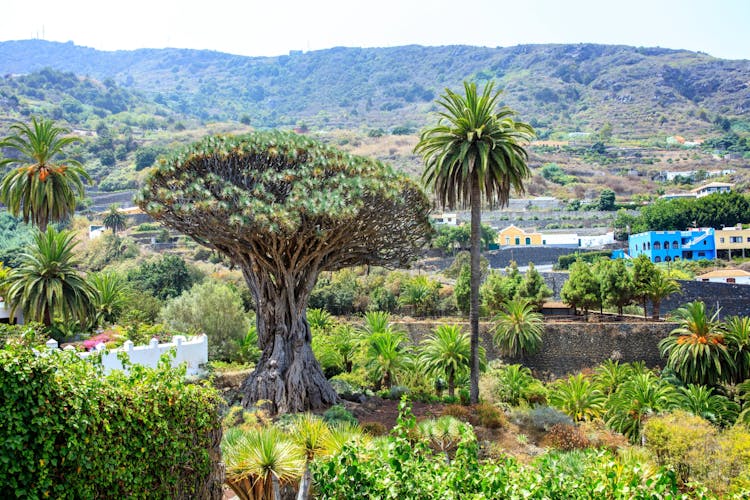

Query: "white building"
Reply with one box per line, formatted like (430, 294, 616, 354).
(695, 269, 750, 285)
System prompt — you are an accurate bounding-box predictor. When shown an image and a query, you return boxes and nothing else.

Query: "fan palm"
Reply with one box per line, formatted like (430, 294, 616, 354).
(549, 373, 606, 422)
(4, 226, 95, 327)
(659, 301, 734, 386)
(0, 117, 90, 231)
(419, 324, 477, 397)
(222, 426, 305, 500)
(492, 298, 544, 358)
(102, 203, 126, 235)
(415, 81, 534, 403)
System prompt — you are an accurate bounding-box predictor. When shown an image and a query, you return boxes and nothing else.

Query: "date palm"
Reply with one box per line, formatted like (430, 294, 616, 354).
(102, 203, 126, 235)
(416, 83, 533, 403)
(365, 329, 411, 390)
(549, 373, 606, 422)
(419, 324, 477, 398)
(89, 272, 129, 327)
(606, 371, 677, 443)
(725, 315, 750, 383)
(0, 117, 89, 231)
(492, 298, 544, 358)
(645, 270, 681, 320)
(4, 226, 95, 328)
(659, 301, 734, 386)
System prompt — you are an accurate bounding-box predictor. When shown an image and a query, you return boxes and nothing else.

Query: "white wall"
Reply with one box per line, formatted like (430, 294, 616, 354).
(47, 334, 209, 376)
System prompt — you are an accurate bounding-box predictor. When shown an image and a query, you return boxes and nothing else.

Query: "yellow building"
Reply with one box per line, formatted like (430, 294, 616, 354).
(497, 225, 543, 246)
(715, 227, 750, 259)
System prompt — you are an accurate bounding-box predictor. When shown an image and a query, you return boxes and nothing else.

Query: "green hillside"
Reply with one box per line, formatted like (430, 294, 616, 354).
(2, 40, 749, 138)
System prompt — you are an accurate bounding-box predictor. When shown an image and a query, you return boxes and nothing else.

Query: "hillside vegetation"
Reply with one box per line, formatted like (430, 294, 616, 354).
(0, 40, 749, 202)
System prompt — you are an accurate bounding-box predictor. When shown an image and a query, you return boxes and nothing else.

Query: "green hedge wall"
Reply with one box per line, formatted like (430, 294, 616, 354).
(0, 346, 223, 499)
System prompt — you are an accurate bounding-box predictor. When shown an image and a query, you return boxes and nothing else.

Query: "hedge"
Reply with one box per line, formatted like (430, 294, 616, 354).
(0, 346, 223, 499)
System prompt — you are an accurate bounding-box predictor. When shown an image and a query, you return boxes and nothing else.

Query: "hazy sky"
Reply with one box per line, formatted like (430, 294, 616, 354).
(2, 0, 748, 60)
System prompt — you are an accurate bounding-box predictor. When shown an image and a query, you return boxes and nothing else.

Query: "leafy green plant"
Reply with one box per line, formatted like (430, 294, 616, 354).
(492, 298, 544, 357)
(0, 345, 222, 498)
(548, 373, 606, 422)
(606, 371, 677, 443)
(674, 384, 739, 426)
(322, 405, 358, 426)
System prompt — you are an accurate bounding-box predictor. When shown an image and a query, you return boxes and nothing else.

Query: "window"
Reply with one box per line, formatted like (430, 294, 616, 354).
(635, 244, 639, 251)
(698, 252, 705, 257)
(663, 240, 670, 249)
(525, 237, 531, 245)
(515, 237, 520, 245)
(673, 241, 678, 248)
(720, 237, 725, 243)
(505, 237, 510, 245)
(647, 242, 651, 249)
(727, 278, 736, 284)
(703, 240, 707, 245)
(654, 242, 661, 250)
(665, 256, 672, 262)
(655, 257, 662, 262)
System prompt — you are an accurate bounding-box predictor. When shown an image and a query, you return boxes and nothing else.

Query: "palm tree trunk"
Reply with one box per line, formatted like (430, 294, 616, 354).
(448, 368, 455, 398)
(469, 177, 481, 404)
(652, 299, 661, 320)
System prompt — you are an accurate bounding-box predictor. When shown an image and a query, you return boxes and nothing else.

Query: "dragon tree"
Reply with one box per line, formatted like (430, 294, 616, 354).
(137, 131, 431, 413)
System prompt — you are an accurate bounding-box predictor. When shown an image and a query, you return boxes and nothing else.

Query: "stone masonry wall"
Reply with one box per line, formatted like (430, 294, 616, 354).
(394, 319, 676, 379)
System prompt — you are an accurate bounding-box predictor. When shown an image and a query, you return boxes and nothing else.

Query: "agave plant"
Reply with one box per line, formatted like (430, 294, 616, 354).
(417, 416, 470, 462)
(674, 384, 739, 426)
(492, 298, 544, 358)
(549, 373, 606, 422)
(605, 371, 677, 443)
(659, 301, 734, 386)
(222, 426, 305, 500)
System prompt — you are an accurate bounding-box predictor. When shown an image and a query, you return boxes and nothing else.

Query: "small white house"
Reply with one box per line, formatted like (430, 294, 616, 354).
(431, 213, 458, 226)
(579, 232, 616, 248)
(0, 301, 23, 324)
(89, 224, 106, 240)
(696, 269, 750, 285)
(694, 182, 732, 198)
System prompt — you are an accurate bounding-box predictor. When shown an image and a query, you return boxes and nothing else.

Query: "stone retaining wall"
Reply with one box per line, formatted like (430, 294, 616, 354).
(394, 319, 676, 379)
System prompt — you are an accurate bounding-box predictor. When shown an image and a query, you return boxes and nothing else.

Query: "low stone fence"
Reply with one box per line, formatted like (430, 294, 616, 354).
(394, 319, 676, 379)
(45, 334, 208, 376)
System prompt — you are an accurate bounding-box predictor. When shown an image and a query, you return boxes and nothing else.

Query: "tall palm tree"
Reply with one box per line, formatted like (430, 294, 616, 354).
(659, 301, 734, 386)
(4, 226, 95, 328)
(415, 81, 534, 403)
(419, 324, 473, 397)
(102, 203, 126, 235)
(0, 117, 90, 231)
(492, 298, 544, 358)
(645, 270, 681, 320)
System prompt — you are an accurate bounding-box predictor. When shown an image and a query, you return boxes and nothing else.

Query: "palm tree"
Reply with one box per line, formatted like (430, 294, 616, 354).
(102, 203, 126, 235)
(549, 373, 606, 422)
(4, 226, 95, 327)
(415, 81, 534, 404)
(89, 272, 129, 327)
(419, 324, 474, 397)
(492, 298, 544, 358)
(725, 315, 750, 383)
(674, 384, 739, 426)
(645, 270, 681, 320)
(365, 329, 411, 390)
(659, 301, 734, 386)
(0, 117, 90, 231)
(606, 371, 677, 443)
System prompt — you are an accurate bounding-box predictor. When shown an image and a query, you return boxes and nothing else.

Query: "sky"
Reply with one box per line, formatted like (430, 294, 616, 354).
(1, 0, 748, 60)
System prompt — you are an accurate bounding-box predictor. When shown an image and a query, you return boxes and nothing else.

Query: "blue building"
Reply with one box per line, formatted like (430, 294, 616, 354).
(628, 229, 716, 263)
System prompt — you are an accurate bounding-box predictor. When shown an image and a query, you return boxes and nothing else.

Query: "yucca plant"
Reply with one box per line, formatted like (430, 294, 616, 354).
(222, 426, 305, 500)
(417, 416, 470, 462)
(674, 384, 739, 426)
(659, 301, 734, 386)
(492, 298, 544, 358)
(289, 414, 332, 500)
(549, 373, 606, 422)
(320, 421, 369, 456)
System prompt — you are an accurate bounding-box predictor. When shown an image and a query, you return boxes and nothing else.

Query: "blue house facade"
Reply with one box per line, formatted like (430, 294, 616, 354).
(628, 229, 716, 263)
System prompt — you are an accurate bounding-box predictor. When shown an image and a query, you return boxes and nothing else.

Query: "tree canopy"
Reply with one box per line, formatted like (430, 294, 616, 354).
(137, 131, 431, 413)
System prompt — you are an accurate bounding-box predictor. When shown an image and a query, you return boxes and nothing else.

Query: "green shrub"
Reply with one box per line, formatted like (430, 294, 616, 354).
(322, 404, 358, 426)
(361, 421, 388, 436)
(441, 404, 471, 422)
(474, 402, 506, 429)
(0, 345, 222, 498)
(642, 410, 716, 484)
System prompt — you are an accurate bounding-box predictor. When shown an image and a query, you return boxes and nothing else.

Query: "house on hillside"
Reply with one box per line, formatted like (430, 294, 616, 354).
(696, 269, 750, 285)
(497, 225, 542, 246)
(694, 182, 732, 198)
(430, 213, 458, 226)
(715, 226, 750, 259)
(628, 228, 716, 263)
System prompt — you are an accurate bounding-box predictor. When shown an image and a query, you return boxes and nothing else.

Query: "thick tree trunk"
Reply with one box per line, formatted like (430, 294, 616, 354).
(652, 299, 661, 320)
(240, 269, 338, 414)
(447, 368, 455, 398)
(469, 178, 481, 404)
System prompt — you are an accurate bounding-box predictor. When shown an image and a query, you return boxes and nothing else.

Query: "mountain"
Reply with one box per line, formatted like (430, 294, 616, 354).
(2, 40, 749, 139)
